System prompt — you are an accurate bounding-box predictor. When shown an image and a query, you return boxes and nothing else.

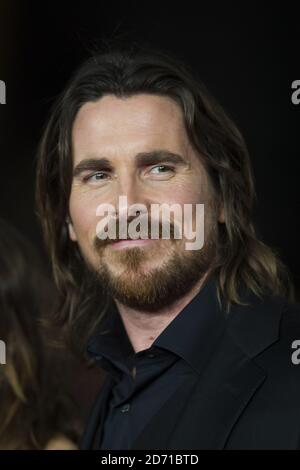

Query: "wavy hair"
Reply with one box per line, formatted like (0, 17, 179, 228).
(35, 44, 295, 354)
(0, 219, 80, 449)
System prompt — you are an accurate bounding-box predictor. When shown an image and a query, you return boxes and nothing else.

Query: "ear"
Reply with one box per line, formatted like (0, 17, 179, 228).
(66, 216, 77, 242)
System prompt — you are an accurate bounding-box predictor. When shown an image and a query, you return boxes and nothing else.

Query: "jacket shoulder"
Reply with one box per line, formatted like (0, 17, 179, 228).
(279, 300, 300, 338)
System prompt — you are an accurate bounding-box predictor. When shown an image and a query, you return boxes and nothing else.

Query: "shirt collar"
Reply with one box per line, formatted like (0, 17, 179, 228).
(152, 273, 227, 372)
(87, 273, 227, 375)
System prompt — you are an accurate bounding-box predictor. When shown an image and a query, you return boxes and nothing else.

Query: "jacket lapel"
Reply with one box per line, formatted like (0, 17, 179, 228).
(82, 288, 286, 450)
(131, 330, 266, 449)
(132, 293, 285, 450)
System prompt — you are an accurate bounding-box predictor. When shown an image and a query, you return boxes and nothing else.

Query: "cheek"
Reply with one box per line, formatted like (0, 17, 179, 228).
(162, 171, 208, 203)
(69, 190, 100, 244)
(158, 178, 208, 212)
(159, 179, 212, 237)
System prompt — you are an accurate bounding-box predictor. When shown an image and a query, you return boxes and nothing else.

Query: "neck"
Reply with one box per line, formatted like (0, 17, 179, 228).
(114, 272, 209, 353)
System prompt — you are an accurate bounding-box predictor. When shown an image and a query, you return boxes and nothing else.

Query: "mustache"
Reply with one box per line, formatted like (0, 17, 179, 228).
(94, 218, 178, 250)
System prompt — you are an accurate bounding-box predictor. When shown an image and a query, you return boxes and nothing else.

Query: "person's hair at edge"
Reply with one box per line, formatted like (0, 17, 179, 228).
(0, 218, 80, 449)
(35, 40, 295, 356)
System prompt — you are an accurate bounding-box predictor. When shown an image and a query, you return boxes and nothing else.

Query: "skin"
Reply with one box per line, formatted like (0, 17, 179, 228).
(68, 94, 224, 354)
(44, 434, 77, 450)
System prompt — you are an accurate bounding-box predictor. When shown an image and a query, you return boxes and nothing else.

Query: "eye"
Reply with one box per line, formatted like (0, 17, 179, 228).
(83, 172, 109, 183)
(149, 165, 175, 175)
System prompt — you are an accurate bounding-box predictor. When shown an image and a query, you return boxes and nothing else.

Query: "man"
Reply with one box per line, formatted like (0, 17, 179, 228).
(36, 45, 300, 449)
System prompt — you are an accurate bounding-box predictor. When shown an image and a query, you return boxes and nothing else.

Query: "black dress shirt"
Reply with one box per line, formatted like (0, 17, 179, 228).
(87, 274, 227, 450)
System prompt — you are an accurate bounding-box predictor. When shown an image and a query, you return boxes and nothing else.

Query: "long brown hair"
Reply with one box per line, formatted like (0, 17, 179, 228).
(35, 44, 295, 354)
(0, 219, 79, 449)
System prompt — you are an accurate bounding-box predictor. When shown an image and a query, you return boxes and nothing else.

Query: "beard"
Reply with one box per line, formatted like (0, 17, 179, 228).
(91, 217, 219, 312)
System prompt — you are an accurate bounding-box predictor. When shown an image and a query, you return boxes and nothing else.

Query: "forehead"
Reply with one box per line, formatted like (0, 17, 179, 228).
(72, 94, 191, 162)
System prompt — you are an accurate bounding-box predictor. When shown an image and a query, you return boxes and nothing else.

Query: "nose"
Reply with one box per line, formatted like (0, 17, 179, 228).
(114, 175, 149, 220)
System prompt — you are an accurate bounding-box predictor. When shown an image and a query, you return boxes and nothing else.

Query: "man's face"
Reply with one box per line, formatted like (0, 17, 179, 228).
(69, 94, 221, 310)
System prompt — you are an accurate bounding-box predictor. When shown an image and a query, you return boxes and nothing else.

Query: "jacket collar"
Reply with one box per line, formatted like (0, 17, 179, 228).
(131, 288, 287, 449)
(83, 277, 287, 450)
(87, 273, 227, 377)
(227, 287, 286, 358)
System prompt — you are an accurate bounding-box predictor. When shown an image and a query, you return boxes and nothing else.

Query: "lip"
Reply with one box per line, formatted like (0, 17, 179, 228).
(110, 239, 156, 249)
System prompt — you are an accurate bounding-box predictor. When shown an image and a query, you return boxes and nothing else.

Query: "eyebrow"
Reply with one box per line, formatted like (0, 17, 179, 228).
(73, 158, 112, 177)
(73, 150, 189, 178)
(135, 150, 188, 168)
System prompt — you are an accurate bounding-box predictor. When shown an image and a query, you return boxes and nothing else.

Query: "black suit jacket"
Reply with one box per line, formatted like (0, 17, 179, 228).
(80, 290, 300, 450)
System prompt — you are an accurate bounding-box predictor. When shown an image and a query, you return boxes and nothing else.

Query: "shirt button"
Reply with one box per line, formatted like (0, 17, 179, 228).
(121, 403, 130, 413)
(147, 353, 155, 358)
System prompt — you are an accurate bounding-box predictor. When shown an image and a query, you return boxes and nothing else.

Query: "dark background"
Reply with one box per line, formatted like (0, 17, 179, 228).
(0, 1, 299, 291)
(0, 0, 299, 426)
